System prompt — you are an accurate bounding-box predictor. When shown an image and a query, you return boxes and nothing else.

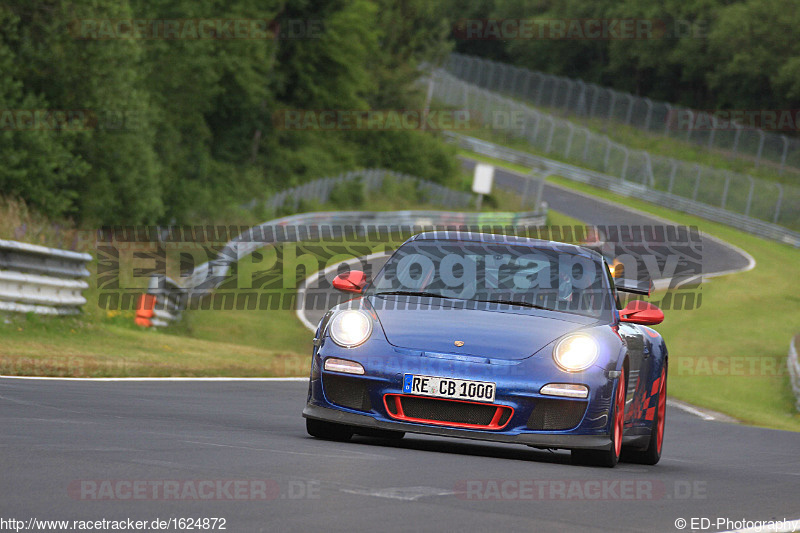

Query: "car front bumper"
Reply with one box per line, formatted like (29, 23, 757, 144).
(303, 402, 614, 450)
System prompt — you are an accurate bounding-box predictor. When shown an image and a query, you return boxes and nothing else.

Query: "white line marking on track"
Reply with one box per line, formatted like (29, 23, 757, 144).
(340, 486, 459, 501)
(667, 398, 715, 421)
(0, 376, 308, 382)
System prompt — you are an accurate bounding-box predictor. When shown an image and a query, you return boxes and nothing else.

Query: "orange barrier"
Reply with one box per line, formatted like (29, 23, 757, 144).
(134, 293, 157, 327)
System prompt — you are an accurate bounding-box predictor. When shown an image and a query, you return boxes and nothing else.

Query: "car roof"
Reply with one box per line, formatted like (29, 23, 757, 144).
(408, 231, 602, 260)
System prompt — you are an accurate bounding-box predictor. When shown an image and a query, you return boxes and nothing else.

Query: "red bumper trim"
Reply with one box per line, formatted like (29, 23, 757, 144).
(383, 393, 513, 430)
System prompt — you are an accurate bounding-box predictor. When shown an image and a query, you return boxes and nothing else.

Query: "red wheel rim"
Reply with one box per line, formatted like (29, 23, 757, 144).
(656, 365, 667, 453)
(613, 368, 626, 458)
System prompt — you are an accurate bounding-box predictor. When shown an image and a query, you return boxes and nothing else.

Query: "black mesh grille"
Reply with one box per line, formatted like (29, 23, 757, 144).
(323, 373, 371, 412)
(497, 408, 512, 427)
(527, 398, 587, 431)
(400, 396, 497, 426)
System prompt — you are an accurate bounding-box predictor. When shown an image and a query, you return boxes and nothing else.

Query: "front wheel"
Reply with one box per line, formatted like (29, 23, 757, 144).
(571, 367, 626, 468)
(306, 418, 353, 441)
(622, 362, 667, 465)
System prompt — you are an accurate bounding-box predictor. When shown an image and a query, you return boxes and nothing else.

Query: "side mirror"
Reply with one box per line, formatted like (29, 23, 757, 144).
(332, 270, 367, 293)
(619, 300, 664, 325)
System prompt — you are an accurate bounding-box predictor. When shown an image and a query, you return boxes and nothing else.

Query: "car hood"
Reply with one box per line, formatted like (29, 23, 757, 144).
(370, 296, 597, 360)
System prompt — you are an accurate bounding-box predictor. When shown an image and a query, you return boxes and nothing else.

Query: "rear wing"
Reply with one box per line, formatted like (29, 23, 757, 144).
(614, 279, 653, 296)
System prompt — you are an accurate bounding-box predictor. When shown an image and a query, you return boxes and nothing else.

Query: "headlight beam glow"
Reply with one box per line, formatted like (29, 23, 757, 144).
(553, 334, 599, 372)
(328, 310, 373, 348)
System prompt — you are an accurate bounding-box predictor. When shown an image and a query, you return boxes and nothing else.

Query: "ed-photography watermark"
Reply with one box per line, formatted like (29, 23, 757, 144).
(90, 223, 703, 313)
(673, 517, 800, 531)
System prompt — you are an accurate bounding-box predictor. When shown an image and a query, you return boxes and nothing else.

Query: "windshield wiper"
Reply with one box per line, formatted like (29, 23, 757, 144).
(374, 290, 456, 299)
(473, 298, 551, 310)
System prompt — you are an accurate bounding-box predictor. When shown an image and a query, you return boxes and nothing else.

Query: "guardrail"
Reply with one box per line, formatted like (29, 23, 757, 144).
(788, 335, 800, 413)
(135, 275, 184, 328)
(0, 240, 92, 315)
(444, 131, 800, 248)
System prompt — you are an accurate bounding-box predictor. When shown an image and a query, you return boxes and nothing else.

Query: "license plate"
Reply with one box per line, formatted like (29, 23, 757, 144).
(403, 374, 496, 403)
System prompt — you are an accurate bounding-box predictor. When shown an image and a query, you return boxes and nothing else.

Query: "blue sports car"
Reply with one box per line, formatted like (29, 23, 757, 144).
(303, 231, 668, 467)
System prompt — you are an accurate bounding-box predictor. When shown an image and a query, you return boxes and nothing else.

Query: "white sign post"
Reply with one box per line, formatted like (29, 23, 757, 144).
(472, 163, 494, 210)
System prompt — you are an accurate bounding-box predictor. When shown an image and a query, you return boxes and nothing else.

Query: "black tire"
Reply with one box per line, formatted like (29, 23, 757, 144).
(571, 367, 626, 468)
(622, 362, 667, 465)
(306, 418, 353, 441)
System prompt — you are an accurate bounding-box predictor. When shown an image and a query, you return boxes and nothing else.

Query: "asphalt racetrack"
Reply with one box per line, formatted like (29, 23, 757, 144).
(2, 378, 800, 533)
(2, 161, 793, 533)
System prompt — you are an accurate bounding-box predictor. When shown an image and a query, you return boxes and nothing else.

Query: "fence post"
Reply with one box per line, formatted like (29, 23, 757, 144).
(603, 138, 612, 171)
(564, 123, 575, 158)
(589, 86, 600, 118)
(685, 110, 694, 142)
(466, 56, 477, 83)
(692, 165, 702, 201)
(574, 80, 587, 116)
(663, 104, 673, 136)
(707, 113, 716, 149)
(544, 117, 555, 153)
(549, 79, 562, 109)
(535, 75, 548, 107)
(531, 111, 542, 142)
(668, 160, 678, 194)
(720, 174, 731, 209)
(779, 136, 789, 176)
(620, 147, 630, 181)
(643, 98, 653, 131)
(744, 176, 755, 216)
(582, 130, 591, 162)
(624, 94, 635, 125)
(607, 91, 617, 122)
(487, 61, 496, 89)
(773, 183, 784, 224)
(731, 124, 742, 158)
(523, 71, 533, 101)
(564, 81, 574, 113)
(510, 67, 520, 96)
(755, 131, 765, 168)
(642, 152, 655, 187)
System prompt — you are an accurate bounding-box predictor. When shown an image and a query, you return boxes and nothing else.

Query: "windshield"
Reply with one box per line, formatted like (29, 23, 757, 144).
(367, 240, 613, 318)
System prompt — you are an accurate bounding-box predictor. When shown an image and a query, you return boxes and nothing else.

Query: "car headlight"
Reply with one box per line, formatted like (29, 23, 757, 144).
(328, 310, 373, 348)
(553, 334, 598, 372)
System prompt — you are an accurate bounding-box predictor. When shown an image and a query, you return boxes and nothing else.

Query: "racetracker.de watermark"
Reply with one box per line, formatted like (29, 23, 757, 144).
(68, 479, 319, 501)
(69, 18, 322, 40)
(675, 356, 788, 377)
(667, 109, 800, 131)
(0, 109, 143, 131)
(452, 18, 708, 40)
(456, 479, 706, 500)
